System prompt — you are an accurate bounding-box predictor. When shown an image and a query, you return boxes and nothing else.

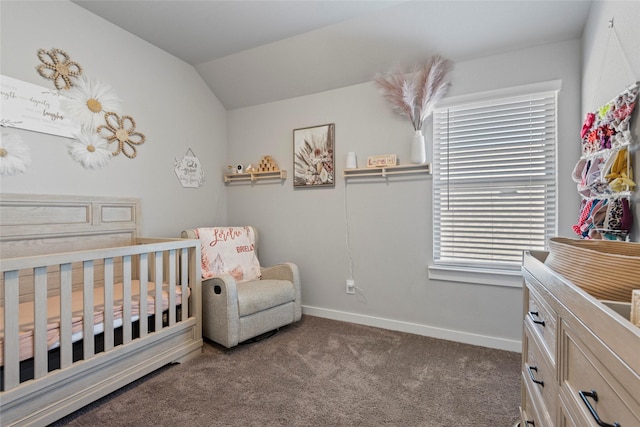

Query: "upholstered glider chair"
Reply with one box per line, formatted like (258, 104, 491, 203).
(181, 226, 301, 348)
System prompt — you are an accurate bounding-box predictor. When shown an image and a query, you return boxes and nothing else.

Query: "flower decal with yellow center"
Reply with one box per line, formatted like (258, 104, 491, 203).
(69, 130, 112, 169)
(36, 48, 83, 90)
(97, 112, 146, 158)
(0, 133, 32, 176)
(59, 75, 123, 131)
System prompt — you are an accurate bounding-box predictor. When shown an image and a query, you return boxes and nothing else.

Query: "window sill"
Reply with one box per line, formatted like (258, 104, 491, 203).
(427, 265, 523, 288)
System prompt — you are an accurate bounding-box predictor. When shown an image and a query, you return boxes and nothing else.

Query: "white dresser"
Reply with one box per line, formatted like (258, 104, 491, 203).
(520, 251, 640, 427)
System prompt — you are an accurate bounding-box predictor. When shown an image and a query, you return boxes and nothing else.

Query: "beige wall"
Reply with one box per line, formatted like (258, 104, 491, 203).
(0, 1, 228, 236)
(227, 40, 582, 351)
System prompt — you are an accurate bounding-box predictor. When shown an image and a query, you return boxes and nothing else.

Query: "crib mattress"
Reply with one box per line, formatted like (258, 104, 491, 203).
(0, 280, 186, 366)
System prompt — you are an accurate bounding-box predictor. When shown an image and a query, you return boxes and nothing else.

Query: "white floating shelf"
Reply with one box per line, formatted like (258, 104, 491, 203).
(343, 163, 431, 178)
(224, 170, 287, 183)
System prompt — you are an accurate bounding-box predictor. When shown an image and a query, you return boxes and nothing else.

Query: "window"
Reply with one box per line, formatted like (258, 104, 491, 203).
(431, 83, 558, 278)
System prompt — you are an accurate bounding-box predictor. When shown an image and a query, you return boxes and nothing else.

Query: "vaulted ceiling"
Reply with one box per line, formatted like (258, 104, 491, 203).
(73, 0, 593, 109)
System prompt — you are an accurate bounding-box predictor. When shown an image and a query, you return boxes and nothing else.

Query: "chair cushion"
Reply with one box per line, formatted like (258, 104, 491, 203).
(195, 227, 261, 283)
(237, 279, 296, 317)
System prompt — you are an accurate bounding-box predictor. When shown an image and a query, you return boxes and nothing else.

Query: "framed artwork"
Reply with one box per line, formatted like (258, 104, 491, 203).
(293, 123, 335, 187)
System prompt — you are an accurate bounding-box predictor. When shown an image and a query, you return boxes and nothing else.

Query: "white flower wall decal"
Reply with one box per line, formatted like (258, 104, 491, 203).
(68, 130, 112, 169)
(59, 75, 123, 131)
(0, 133, 32, 176)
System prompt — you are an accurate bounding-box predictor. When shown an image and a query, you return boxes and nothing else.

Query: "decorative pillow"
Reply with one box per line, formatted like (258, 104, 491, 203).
(195, 227, 261, 283)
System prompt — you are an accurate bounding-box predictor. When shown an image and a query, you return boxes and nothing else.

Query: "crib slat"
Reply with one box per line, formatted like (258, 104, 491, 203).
(138, 253, 148, 338)
(181, 247, 189, 320)
(83, 260, 94, 359)
(168, 249, 176, 326)
(122, 255, 132, 344)
(104, 257, 114, 352)
(60, 263, 73, 369)
(3, 270, 20, 390)
(154, 251, 163, 332)
(33, 266, 48, 379)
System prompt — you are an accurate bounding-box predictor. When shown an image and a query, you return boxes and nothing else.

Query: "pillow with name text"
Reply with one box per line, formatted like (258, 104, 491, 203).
(195, 227, 261, 283)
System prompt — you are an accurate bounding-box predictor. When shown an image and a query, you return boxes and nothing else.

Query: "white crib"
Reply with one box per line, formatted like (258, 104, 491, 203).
(0, 194, 202, 426)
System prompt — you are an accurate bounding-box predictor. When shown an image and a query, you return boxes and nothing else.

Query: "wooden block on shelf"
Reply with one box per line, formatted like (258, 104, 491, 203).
(258, 155, 279, 172)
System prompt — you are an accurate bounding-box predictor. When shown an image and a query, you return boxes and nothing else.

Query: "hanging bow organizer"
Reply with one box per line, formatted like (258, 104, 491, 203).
(572, 17, 639, 241)
(573, 82, 638, 240)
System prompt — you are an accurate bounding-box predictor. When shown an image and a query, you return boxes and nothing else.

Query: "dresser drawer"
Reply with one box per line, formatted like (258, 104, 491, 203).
(558, 388, 586, 427)
(560, 317, 640, 427)
(523, 322, 557, 425)
(525, 278, 558, 366)
(522, 251, 640, 427)
(521, 374, 548, 427)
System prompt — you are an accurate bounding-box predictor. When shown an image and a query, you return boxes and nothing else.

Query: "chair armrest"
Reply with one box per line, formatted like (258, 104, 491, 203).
(261, 262, 298, 282)
(261, 262, 302, 321)
(202, 274, 241, 348)
(181, 229, 197, 239)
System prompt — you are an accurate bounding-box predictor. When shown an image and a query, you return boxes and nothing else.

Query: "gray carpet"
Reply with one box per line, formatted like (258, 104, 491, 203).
(52, 315, 521, 426)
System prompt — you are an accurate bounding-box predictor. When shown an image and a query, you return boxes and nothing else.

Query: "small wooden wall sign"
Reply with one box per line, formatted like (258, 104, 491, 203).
(367, 154, 397, 168)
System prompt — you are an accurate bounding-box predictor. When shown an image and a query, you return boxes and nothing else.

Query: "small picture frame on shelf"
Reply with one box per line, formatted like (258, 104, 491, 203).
(293, 123, 335, 188)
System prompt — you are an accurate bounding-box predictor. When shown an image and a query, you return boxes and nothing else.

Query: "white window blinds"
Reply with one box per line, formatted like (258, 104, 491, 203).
(432, 90, 557, 272)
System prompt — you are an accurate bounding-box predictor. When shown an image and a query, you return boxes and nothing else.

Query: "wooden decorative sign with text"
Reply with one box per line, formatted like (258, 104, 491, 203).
(1, 74, 80, 138)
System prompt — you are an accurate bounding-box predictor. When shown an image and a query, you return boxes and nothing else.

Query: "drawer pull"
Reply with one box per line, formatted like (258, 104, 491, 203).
(528, 311, 545, 327)
(578, 390, 621, 427)
(527, 365, 544, 387)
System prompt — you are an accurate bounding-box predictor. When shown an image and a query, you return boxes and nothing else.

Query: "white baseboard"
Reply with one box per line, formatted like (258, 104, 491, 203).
(302, 305, 522, 353)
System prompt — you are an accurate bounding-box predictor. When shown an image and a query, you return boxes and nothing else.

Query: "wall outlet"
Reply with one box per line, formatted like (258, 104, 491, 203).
(346, 279, 355, 294)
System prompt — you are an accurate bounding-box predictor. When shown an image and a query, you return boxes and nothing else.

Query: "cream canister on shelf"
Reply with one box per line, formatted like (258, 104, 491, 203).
(346, 152, 357, 169)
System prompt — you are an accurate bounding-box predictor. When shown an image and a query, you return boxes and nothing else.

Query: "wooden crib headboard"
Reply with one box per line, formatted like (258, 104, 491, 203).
(0, 193, 140, 259)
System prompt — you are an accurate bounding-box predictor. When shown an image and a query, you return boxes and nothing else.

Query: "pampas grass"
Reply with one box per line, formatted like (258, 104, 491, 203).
(374, 55, 453, 130)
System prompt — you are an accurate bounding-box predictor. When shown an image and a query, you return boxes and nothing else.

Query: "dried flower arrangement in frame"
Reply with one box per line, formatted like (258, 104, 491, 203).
(293, 123, 335, 188)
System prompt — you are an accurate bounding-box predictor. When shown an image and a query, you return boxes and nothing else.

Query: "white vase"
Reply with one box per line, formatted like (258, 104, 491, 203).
(410, 130, 426, 164)
(346, 152, 357, 169)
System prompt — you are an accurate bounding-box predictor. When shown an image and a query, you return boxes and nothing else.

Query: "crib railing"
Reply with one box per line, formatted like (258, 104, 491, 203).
(0, 238, 199, 392)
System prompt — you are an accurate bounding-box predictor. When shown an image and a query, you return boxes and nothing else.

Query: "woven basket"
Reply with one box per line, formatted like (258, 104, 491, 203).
(544, 237, 640, 302)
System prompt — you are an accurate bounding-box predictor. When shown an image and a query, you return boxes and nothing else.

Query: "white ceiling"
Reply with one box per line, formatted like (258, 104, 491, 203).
(73, 0, 593, 110)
